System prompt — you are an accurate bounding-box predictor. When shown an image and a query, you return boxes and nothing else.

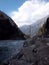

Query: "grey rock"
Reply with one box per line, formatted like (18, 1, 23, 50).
(9, 60, 30, 65)
(22, 45, 36, 63)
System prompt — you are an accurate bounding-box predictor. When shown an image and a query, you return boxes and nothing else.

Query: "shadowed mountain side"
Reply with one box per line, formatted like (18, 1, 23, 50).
(0, 11, 26, 40)
(37, 17, 49, 37)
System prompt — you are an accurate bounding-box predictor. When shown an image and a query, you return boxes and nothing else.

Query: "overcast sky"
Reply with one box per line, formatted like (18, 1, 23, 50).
(0, 0, 49, 27)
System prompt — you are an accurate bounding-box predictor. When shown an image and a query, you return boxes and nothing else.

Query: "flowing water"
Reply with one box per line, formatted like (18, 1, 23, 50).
(0, 40, 25, 62)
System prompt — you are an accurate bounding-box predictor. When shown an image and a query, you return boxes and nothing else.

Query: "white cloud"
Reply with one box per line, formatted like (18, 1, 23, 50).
(10, 0, 49, 27)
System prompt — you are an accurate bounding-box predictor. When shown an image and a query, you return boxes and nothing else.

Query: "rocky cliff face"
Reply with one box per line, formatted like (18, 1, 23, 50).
(37, 17, 49, 37)
(0, 11, 26, 40)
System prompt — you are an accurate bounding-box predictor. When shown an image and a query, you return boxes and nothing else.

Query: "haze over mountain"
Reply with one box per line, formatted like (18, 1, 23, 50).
(20, 15, 49, 37)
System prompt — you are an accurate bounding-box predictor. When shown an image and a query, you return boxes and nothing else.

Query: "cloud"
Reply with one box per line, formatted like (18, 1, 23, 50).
(10, 0, 49, 27)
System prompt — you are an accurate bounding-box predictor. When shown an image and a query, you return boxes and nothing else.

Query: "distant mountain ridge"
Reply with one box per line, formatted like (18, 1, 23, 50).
(20, 15, 49, 37)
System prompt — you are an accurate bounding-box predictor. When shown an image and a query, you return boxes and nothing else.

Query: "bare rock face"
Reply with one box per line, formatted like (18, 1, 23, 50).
(9, 60, 31, 65)
(37, 17, 49, 37)
(0, 11, 25, 40)
(44, 17, 49, 37)
(37, 46, 49, 65)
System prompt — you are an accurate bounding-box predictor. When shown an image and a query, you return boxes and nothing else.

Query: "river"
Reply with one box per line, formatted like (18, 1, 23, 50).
(0, 40, 25, 62)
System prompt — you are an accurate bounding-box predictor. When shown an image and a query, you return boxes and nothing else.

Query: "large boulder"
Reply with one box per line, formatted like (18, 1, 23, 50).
(0, 11, 25, 40)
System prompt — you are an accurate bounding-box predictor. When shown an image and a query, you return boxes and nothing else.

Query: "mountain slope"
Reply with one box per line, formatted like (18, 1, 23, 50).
(0, 11, 26, 40)
(20, 15, 49, 37)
